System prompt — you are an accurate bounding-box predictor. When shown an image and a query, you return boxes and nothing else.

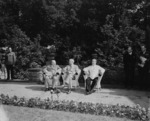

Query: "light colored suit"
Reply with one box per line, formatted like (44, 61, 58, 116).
(62, 64, 81, 88)
(43, 65, 62, 88)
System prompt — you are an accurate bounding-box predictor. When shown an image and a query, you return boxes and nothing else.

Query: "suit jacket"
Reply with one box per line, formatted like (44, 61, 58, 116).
(63, 64, 80, 76)
(123, 52, 136, 71)
(5, 52, 16, 65)
(43, 65, 61, 77)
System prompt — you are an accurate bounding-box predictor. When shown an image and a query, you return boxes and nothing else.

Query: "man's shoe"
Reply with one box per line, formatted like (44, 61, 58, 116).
(50, 89, 54, 94)
(61, 85, 65, 88)
(48, 87, 52, 90)
(55, 89, 61, 94)
(91, 90, 96, 93)
(86, 91, 90, 95)
(53, 87, 56, 91)
(67, 90, 71, 94)
(86, 90, 95, 95)
(44, 88, 49, 92)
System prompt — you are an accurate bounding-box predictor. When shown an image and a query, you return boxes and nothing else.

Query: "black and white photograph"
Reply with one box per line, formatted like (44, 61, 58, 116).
(0, 0, 150, 121)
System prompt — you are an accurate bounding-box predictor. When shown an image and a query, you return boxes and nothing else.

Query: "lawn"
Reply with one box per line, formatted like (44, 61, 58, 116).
(2, 105, 137, 121)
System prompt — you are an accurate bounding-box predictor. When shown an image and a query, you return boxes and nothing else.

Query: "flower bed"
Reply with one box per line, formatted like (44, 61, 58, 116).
(0, 94, 148, 121)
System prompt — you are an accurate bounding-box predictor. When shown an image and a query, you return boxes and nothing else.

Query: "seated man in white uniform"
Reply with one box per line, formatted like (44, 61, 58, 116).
(83, 58, 105, 95)
(43, 60, 61, 92)
(62, 59, 81, 94)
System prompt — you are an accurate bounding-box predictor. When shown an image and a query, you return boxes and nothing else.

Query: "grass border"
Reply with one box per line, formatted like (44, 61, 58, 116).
(0, 93, 148, 121)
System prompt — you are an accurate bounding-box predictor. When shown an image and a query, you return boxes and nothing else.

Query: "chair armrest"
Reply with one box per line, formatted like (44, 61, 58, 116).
(83, 71, 86, 75)
(98, 73, 102, 77)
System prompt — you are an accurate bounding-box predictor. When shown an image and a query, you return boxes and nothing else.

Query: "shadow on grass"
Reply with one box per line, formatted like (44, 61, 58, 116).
(99, 88, 150, 108)
(25, 86, 45, 91)
(0, 80, 42, 86)
(55, 86, 86, 95)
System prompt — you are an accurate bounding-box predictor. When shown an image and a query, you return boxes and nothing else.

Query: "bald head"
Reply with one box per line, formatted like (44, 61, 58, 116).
(51, 60, 56, 66)
(69, 59, 74, 65)
(127, 46, 132, 54)
(92, 59, 97, 66)
(8, 47, 12, 53)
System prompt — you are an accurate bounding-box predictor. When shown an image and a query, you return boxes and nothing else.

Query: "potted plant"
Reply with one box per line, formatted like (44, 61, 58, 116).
(28, 61, 43, 83)
(46, 45, 56, 61)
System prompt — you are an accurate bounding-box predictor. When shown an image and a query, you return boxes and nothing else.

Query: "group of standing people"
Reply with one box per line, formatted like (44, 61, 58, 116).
(123, 45, 150, 89)
(0, 47, 16, 80)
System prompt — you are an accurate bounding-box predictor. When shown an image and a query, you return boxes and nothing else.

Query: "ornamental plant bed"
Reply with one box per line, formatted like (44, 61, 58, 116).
(28, 68, 43, 82)
(0, 94, 148, 121)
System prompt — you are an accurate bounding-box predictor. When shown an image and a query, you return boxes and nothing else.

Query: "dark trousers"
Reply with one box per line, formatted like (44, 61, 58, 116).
(124, 69, 135, 88)
(6, 65, 14, 80)
(138, 66, 149, 89)
(86, 77, 98, 92)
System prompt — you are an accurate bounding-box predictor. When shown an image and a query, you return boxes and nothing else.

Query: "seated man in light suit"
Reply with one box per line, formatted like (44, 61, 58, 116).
(62, 59, 81, 94)
(83, 58, 105, 95)
(43, 60, 61, 92)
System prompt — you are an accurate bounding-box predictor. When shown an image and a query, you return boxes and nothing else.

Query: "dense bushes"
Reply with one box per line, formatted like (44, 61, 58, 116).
(0, 0, 149, 78)
(102, 68, 125, 85)
(0, 94, 148, 121)
(1, 26, 57, 79)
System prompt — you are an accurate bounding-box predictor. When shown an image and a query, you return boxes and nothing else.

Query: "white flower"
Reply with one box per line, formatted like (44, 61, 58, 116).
(50, 90, 54, 94)
(47, 45, 51, 49)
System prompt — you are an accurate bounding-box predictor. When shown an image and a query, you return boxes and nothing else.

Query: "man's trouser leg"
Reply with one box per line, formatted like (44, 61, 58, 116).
(143, 63, 149, 89)
(86, 77, 92, 92)
(129, 69, 135, 88)
(125, 70, 130, 88)
(138, 67, 143, 88)
(65, 74, 72, 89)
(6, 65, 10, 80)
(10, 65, 14, 79)
(90, 77, 98, 92)
(142, 70, 149, 89)
(52, 76, 59, 88)
(44, 76, 52, 89)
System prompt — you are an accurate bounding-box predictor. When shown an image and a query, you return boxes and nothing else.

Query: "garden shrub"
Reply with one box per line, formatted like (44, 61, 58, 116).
(0, 0, 148, 84)
(102, 68, 125, 85)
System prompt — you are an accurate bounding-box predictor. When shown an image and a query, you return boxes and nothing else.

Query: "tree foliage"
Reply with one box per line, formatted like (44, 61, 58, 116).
(0, 0, 149, 72)
(96, 7, 145, 67)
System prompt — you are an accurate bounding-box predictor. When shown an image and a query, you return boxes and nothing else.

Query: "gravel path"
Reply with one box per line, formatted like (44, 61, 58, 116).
(0, 81, 150, 108)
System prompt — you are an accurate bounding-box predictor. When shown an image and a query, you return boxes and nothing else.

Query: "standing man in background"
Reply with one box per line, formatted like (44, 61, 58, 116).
(137, 45, 149, 89)
(123, 46, 136, 89)
(5, 47, 16, 80)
